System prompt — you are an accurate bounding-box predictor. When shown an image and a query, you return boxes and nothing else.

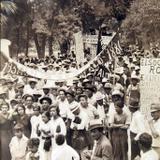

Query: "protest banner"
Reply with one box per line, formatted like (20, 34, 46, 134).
(140, 58, 160, 116)
(83, 32, 116, 45)
(0, 33, 116, 82)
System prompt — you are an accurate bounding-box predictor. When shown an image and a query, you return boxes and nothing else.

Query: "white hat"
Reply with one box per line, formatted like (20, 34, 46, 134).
(0, 86, 7, 95)
(112, 90, 123, 97)
(135, 66, 140, 71)
(115, 67, 124, 75)
(104, 83, 112, 89)
(130, 64, 135, 68)
(95, 92, 105, 101)
(42, 84, 51, 89)
(89, 119, 104, 130)
(131, 73, 140, 80)
(28, 78, 38, 83)
(102, 77, 108, 83)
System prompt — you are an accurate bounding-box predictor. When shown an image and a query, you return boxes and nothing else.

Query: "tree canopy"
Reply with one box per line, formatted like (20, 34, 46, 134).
(121, 0, 160, 49)
(1, 0, 133, 58)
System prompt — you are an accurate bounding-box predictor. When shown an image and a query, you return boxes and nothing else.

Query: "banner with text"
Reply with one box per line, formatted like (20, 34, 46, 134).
(140, 58, 160, 116)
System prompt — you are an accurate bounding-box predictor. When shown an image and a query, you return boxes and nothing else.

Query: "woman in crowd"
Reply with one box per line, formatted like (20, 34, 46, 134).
(49, 104, 66, 148)
(109, 101, 130, 160)
(30, 105, 42, 138)
(37, 111, 53, 160)
(0, 102, 13, 160)
(13, 104, 31, 138)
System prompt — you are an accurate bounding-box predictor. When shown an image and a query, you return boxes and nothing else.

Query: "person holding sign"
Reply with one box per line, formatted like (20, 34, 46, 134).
(148, 103, 160, 158)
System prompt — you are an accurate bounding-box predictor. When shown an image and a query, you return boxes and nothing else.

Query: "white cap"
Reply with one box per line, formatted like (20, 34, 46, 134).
(112, 90, 123, 97)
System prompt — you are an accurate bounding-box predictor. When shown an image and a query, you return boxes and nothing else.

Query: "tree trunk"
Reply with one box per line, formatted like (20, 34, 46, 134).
(25, 22, 30, 56)
(34, 33, 46, 58)
(48, 36, 53, 56)
(16, 26, 20, 57)
(59, 39, 70, 57)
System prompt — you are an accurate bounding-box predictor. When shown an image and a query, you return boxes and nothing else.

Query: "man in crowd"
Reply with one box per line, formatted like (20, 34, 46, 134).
(138, 133, 159, 160)
(82, 120, 113, 160)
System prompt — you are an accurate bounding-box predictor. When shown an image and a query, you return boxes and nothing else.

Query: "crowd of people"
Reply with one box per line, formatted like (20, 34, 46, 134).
(0, 46, 160, 160)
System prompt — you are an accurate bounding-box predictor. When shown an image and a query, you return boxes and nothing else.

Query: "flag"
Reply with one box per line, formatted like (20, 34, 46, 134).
(96, 29, 102, 55)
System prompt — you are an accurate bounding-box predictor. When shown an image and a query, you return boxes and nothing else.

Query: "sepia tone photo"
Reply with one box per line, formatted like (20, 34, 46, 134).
(0, 0, 160, 160)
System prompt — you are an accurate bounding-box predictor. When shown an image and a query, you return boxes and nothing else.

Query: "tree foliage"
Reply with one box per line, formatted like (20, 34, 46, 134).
(0, 0, 17, 25)
(121, 0, 160, 49)
(1, 0, 133, 58)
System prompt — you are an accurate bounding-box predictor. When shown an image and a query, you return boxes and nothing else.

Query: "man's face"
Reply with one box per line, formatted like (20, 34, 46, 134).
(97, 99, 103, 106)
(7, 82, 14, 90)
(91, 128, 101, 140)
(131, 79, 138, 86)
(66, 94, 74, 103)
(50, 107, 57, 117)
(26, 96, 33, 106)
(76, 88, 82, 95)
(42, 100, 49, 109)
(59, 91, 66, 101)
(151, 111, 160, 120)
(30, 146, 38, 154)
(43, 88, 50, 95)
(80, 97, 88, 107)
(84, 89, 92, 98)
(51, 89, 57, 97)
(112, 95, 121, 103)
(30, 82, 36, 89)
(1, 104, 8, 114)
(104, 88, 111, 95)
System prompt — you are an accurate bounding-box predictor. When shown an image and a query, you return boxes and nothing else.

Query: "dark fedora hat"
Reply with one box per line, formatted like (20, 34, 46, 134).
(78, 94, 88, 101)
(84, 86, 95, 92)
(39, 97, 52, 105)
(65, 89, 75, 97)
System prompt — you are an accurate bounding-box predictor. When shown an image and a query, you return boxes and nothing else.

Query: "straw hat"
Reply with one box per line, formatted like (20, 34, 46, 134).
(88, 119, 104, 130)
(150, 103, 160, 112)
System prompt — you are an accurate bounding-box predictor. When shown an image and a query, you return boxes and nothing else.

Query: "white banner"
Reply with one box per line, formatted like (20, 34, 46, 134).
(0, 33, 116, 81)
(83, 32, 116, 45)
(140, 58, 160, 116)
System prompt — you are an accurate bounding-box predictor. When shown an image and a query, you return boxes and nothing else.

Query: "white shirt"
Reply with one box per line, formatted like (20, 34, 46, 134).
(80, 104, 99, 122)
(8, 88, 16, 100)
(38, 120, 52, 138)
(141, 149, 159, 160)
(152, 119, 160, 147)
(130, 110, 150, 140)
(51, 142, 80, 160)
(30, 114, 42, 138)
(24, 84, 37, 95)
(25, 106, 34, 116)
(96, 104, 105, 121)
(58, 99, 72, 118)
(9, 135, 28, 160)
(70, 110, 89, 130)
(51, 117, 66, 136)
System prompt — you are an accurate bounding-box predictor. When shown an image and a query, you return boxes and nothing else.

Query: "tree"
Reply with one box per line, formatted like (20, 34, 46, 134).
(121, 0, 160, 49)
(30, 0, 81, 58)
(0, 0, 17, 25)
